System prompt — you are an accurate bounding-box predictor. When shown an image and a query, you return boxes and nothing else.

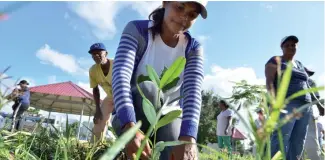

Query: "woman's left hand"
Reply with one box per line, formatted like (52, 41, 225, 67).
(224, 129, 229, 135)
(170, 136, 197, 160)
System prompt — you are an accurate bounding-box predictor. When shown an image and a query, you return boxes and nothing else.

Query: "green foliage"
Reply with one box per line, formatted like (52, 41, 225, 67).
(197, 90, 221, 145)
(27, 108, 40, 115)
(159, 57, 186, 89)
(155, 109, 182, 131)
(1, 57, 324, 160)
(134, 56, 186, 160)
(228, 80, 266, 107)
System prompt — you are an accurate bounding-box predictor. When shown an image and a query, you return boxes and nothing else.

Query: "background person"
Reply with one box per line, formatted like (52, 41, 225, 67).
(12, 80, 30, 131)
(265, 35, 312, 160)
(216, 100, 233, 154)
(88, 43, 114, 142)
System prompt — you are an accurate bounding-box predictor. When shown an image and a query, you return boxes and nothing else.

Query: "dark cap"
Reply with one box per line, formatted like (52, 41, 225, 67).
(304, 67, 315, 77)
(255, 107, 264, 113)
(17, 80, 29, 85)
(280, 35, 299, 47)
(88, 43, 106, 54)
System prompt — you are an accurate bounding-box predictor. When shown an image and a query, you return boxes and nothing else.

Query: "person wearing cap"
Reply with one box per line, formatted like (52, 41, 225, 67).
(11, 80, 30, 130)
(252, 107, 266, 155)
(304, 69, 324, 160)
(265, 35, 313, 159)
(216, 100, 233, 154)
(111, 1, 207, 159)
(254, 108, 265, 130)
(88, 43, 114, 142)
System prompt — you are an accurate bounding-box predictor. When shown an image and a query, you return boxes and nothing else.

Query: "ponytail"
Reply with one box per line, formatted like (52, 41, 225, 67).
(148, 7, 165, 39)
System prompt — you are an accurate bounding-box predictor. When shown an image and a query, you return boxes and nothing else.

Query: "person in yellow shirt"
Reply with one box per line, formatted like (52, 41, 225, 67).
(88, 43, 114, 142)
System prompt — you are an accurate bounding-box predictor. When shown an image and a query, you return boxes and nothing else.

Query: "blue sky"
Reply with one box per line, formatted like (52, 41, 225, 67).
(0, 1, 324, 122)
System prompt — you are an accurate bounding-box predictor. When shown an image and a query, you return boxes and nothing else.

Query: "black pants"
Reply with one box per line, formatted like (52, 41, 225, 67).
(12, 102, 29, 130)
(112, 81, 182, 159)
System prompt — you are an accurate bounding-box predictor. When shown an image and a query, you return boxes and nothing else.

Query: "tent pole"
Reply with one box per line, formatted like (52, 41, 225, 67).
(47, 110, 51, 129)
(86, 113, 91, 141)
(77, 104, 85, 140)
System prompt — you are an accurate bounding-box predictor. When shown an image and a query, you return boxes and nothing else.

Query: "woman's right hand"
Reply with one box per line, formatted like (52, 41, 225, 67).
(123, 122, 152, 160)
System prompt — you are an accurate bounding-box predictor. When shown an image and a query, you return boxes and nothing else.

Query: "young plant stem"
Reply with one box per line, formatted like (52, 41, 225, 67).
(154, 130, 157, 150)
(136, 108, 163, 160)
(277, 129, 285, 160)
(154, 89, 161, 147)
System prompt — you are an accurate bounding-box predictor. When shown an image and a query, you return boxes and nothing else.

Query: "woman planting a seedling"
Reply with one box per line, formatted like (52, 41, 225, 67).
(111, 1, 207, 159)
(265, 35, 314, 160)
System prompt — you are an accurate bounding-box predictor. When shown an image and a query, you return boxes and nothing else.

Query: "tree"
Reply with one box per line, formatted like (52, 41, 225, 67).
(227, 80, 266, 108)
(197, 90, 222, 145)
(27, 108, 40, 115)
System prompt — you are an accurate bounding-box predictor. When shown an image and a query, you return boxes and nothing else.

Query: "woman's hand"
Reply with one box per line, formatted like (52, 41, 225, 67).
(224, 129, 229, 135)
(123, 122, 152, 160)
(170, 136, 197, 160)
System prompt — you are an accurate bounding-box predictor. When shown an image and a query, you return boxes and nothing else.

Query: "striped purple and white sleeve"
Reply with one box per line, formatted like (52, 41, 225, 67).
(180, 42, 204, 139)
(112, 22, 139, 128)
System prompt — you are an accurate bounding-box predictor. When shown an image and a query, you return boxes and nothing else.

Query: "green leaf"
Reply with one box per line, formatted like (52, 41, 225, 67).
(162, 77, 180, 92)
(146, 65, 160, 87)
(159, 67, 168, 79)
(99, 121, 142, 160)
(143, 98, 157, 126)
(137, 74, 150, 84)
(156, 109, 182, 130)
(136, 77, 147, 100)
(152, 141, 188, 160)
(285, 86, 324, 102)
(274, 62, 292, 109)
(159, 56, 186, 89)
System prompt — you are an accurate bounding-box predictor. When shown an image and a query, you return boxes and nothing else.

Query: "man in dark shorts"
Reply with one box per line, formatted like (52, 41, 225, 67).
(11, 80, 30, 130)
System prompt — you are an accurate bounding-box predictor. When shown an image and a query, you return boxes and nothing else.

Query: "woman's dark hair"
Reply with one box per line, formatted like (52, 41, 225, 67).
(148, 7, 165, 39)
(219, 100, 229, 109)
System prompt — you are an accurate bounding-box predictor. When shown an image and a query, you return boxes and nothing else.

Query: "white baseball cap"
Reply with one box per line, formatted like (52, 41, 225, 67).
(280, 35, 299, 47)
(184, 1, 208, 19)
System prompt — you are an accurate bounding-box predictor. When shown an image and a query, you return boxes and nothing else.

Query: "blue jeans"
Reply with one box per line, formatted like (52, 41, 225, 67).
(271, 100, 311, 160)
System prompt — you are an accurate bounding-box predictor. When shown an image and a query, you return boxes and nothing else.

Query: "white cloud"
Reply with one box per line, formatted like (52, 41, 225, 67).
(197, 35, 209, 44)
(36, 44, 88, 76)
(77, 82, 107, 100)
(196, 35, 209, 61)
(48, 75, 57, 84)
(77, 57, 94, 70)
(129, 1, 161, 19)
(68, 1, 124, 40)
(260, 3, 274, 12)
(67, 1, 161, 40)
(203, 65, 265, 98)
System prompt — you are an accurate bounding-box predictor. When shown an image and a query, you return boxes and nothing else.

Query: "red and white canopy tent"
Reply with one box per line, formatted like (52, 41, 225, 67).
(232, 128, 247, 153)
(29, 81, 97, 139)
